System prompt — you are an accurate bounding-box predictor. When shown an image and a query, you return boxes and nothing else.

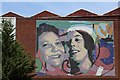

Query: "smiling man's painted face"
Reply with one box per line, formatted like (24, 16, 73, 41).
(38, 32, 65, 66)
(68, 31, 88, 62)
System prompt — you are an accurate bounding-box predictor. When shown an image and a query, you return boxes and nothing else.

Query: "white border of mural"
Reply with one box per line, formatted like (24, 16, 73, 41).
(36, 20, 115, 76)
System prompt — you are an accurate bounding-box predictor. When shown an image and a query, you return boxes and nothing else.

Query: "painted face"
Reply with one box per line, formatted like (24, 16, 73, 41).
(38, 32, 65, 66)
(68, 31, 88, 62)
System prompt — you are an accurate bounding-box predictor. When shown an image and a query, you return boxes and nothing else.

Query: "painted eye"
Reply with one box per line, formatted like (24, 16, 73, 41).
(75, 38, 80, 42)
(42, 44, 49, 47)
(55, 42, 62, 46)
(56, 42, 61, 45)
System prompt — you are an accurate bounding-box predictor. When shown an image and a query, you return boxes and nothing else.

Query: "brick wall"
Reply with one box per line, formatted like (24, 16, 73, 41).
(16, 18, 36, 57)
(2, 8, 120, 79)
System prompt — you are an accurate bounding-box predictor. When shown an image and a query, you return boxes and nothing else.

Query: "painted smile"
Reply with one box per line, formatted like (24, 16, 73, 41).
(71, 50, 80, 55)
(49, 54, 61, 59)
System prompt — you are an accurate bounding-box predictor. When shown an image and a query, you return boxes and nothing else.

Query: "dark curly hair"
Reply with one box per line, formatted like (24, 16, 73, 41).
(36, 23, 59, 52)
(66, 30, 95, 75)
(76, 30, 95, 64)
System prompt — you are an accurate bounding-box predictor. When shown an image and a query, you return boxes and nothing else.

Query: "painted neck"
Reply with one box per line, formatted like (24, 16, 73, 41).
(78, 54, 92, 73)
(46, 63, 61, 71)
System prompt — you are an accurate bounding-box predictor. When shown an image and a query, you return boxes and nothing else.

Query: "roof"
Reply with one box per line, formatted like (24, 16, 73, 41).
(2, 12, 24, 18)
(103, 7, 120, 16)
(31, 10, 60, 18)
(66, 9, 98, 17)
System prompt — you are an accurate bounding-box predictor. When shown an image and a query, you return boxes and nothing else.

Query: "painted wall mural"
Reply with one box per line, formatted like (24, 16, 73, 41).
(36, 20, 115, 76)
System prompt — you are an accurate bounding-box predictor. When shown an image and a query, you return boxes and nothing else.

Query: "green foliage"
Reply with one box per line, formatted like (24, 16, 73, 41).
(1, 18, 35, 80)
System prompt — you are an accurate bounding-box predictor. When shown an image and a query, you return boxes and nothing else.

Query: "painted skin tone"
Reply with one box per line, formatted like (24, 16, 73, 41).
(68, 31, 92, 73)
(38, 32, 65, 67)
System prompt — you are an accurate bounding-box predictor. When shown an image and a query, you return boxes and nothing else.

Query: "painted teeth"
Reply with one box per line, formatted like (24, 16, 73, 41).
(73, 51, 78, 53)
(51, 55, 60, 58)
(52, 55, 59, 58)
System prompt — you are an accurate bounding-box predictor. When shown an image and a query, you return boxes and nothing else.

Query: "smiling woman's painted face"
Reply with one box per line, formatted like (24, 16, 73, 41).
(68, 31, 88, 62)
(38, 32, 65, 66)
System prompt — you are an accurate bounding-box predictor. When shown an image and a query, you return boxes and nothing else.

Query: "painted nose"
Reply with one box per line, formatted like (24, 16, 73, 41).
(51, 45, 58, 53)
(72, 44, 75, 47)
(70, 40, 76, 49)
(71, 43, 77, 50)
(71, 41, 76, 47)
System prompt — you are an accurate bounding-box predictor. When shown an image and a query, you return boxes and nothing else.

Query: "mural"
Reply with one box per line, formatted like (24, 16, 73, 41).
(36, 20, 115, 76)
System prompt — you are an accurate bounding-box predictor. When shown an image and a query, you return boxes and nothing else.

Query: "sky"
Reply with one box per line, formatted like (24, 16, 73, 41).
(1, 2, 120, 17)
